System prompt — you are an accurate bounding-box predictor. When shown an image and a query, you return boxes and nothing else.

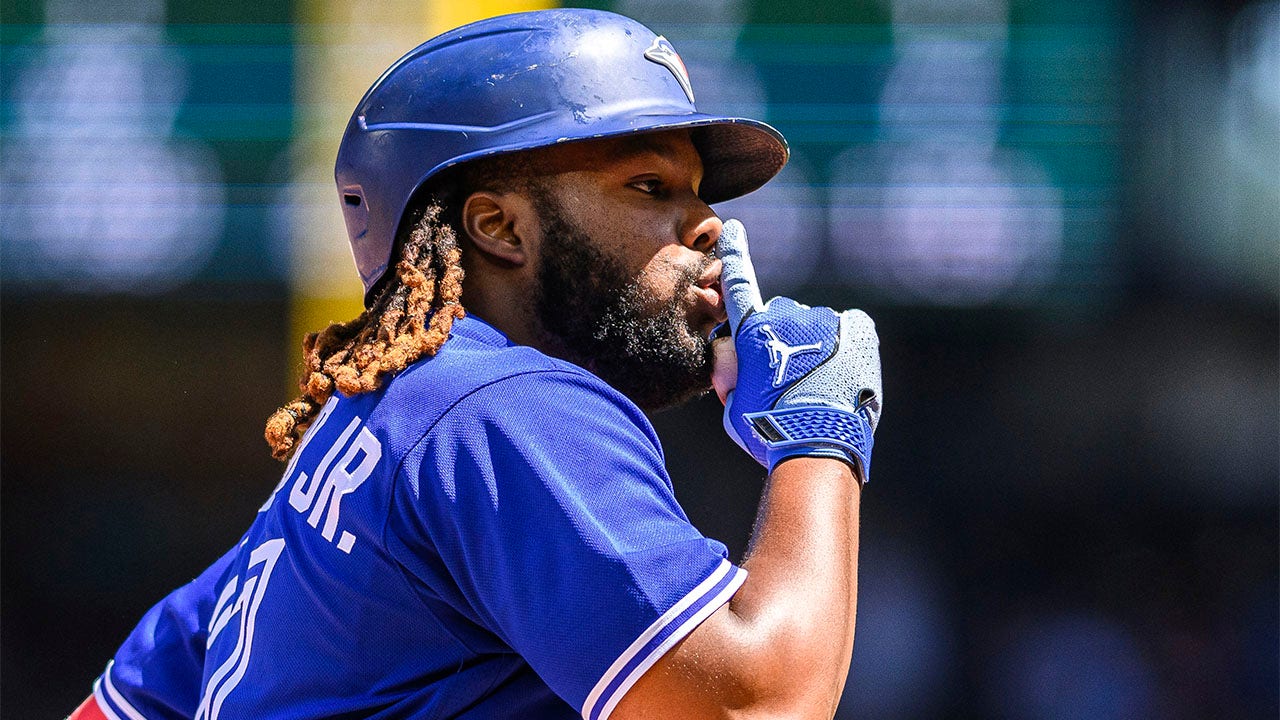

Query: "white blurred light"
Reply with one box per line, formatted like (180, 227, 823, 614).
(1223, 1, 1280, 295)
(827, 0, 1064, 305)
(1226, 1, 1280, 180)
(712, 159, 824, 293)
(830, 144, 1063, 305)
(1152, 1, 1279, 299)
(877, 43, 1005, 146)
(0, 6, 225, 293)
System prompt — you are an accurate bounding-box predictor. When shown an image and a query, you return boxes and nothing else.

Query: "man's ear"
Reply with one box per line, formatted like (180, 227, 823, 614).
(461, 190, 531, 266)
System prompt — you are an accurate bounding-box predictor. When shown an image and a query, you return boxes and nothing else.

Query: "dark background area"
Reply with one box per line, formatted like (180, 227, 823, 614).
(3, 0, 1276, 718)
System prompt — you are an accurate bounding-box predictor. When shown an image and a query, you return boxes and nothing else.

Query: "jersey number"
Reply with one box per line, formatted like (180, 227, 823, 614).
(195, 538, 286, 720)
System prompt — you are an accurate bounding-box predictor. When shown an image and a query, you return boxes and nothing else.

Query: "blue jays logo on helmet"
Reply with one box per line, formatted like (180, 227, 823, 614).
(644, 36, 694, 103)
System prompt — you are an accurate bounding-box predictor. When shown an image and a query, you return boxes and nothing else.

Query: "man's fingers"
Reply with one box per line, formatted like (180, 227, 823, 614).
(716, 219, 765, 334)
(710, 336, 738, 405)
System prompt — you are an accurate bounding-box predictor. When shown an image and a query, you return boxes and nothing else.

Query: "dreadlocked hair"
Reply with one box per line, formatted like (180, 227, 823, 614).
(264, 199, 465, 461)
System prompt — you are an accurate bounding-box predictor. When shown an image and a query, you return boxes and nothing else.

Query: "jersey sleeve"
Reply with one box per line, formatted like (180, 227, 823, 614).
(391, 369, 746, 720)
(93, 545, 237, 720)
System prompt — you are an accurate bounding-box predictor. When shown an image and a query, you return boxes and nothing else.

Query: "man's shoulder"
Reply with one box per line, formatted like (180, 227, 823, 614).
(392, 324, 596, 404)
(368, 317, 638, 443)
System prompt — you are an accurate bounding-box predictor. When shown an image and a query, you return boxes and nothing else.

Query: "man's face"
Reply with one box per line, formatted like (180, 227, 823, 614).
(525, 131, 727, 410)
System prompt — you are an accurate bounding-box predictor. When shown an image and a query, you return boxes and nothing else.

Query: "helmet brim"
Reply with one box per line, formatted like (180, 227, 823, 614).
(684, 117, 790, 204)
(425, 113, 789, 205)
(645, 112, 783, 202)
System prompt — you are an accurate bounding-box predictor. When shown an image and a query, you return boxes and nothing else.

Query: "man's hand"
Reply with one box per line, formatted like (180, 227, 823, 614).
(716, 219, 882, 480)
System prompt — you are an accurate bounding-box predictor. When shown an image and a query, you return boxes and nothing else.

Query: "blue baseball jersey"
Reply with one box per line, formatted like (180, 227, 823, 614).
(93, 315, 745, 720)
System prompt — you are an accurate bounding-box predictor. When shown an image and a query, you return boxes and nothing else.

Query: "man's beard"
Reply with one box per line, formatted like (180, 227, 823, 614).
(532, 192, 715, 411)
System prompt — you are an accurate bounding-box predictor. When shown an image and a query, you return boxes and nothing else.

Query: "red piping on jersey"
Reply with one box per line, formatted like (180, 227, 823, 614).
(67, 695, 109, 720)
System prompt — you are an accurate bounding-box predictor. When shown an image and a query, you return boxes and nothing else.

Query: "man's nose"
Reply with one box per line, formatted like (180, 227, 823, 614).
(683, 210, 723, 254)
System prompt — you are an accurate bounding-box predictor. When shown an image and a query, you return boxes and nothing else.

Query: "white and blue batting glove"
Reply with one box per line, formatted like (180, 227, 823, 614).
(717, 219, 882, 482)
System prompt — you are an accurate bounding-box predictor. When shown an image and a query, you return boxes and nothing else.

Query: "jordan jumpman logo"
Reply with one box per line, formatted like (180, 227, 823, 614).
(760, 325, 824, 387)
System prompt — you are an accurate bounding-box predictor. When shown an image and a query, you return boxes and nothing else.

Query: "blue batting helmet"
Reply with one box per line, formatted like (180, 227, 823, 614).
(335, 8, 789, 303)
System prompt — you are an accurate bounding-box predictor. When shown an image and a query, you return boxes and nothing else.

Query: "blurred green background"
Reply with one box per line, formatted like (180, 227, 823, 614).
(2, 0, 1276, 718)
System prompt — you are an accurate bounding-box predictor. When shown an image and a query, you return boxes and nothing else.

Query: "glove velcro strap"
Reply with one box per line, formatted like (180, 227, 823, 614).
(744, 406, 874, 483)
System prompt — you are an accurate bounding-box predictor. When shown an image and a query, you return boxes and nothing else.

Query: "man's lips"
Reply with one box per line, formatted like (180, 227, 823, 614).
(692, 259, 727, 325)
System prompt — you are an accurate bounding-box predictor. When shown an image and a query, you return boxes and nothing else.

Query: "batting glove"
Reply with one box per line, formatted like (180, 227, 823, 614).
(717, 219, 882, 481)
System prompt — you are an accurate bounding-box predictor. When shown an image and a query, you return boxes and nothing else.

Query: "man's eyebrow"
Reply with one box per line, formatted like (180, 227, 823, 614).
(609, 136, 704, 187)
(611, 136, 685, 165)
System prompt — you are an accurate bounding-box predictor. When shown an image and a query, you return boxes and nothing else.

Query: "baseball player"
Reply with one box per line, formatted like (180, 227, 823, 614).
(69, 9, 881, 720)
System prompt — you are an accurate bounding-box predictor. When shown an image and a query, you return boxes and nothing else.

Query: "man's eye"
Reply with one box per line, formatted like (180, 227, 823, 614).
(631, 179, 661, 195)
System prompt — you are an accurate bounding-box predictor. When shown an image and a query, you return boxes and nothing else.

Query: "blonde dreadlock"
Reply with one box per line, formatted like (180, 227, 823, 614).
(264, 200, 465, 461)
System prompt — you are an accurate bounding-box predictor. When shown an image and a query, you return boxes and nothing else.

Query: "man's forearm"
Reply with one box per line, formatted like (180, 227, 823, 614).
(728, 456, 862, 715)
